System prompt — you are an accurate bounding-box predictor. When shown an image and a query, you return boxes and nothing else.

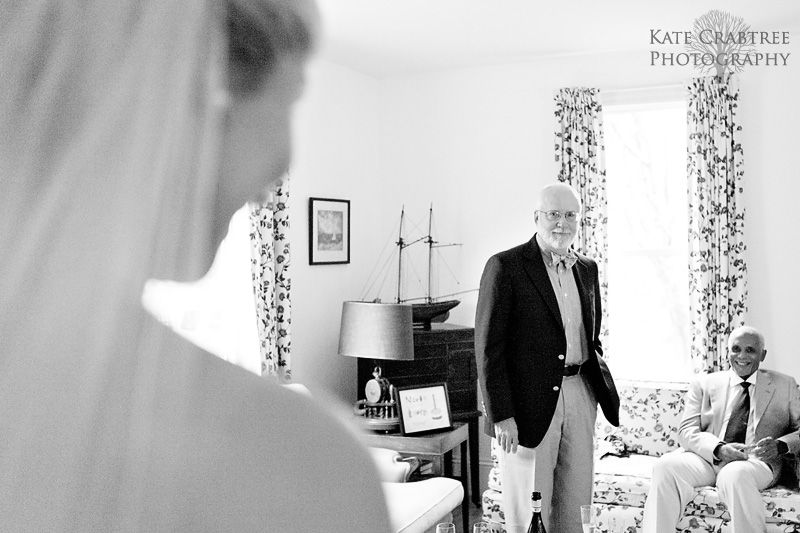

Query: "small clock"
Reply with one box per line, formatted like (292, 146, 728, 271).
(365, 378, 384, 403)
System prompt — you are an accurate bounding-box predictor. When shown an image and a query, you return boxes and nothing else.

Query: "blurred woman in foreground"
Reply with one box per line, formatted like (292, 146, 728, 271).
(0, 1, 390, 530)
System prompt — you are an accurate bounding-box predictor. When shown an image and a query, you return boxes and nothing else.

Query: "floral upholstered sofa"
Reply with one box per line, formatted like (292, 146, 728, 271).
(481, 379, 800, 532)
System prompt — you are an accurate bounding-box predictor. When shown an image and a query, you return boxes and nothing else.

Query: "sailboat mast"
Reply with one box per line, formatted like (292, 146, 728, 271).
(426, 204, 433, 304)
(396, 207, 405, 303)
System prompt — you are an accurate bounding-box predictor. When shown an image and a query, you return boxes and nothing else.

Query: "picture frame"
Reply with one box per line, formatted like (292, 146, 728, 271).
(308, 197, 350, 265)
(396, 383, 453, 436)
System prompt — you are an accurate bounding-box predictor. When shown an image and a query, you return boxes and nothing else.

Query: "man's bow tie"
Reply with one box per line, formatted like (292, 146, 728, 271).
(551, 251, 577, 272)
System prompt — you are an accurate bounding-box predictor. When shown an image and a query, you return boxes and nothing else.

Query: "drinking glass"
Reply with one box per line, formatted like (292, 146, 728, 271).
(580, 504, 596, 533)
(435, 523, 456, 533)
(473, 522, 491, 533)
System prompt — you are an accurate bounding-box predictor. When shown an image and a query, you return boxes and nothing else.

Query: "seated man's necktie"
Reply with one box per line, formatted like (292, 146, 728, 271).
(723, 382, 751, 444)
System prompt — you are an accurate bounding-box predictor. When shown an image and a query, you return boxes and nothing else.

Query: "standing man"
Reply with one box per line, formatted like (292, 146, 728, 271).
(475, 182, 620, 532)
(642, 326, 800, 532)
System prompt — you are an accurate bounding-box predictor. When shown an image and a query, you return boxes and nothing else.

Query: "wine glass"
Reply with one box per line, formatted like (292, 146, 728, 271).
(473, 522, 491, 533)
(435, 523, 456, 533)
(580, 504, 596, 533)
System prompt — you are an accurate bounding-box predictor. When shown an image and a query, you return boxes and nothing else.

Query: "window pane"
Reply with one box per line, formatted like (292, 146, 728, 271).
(605, 104, 691, 382)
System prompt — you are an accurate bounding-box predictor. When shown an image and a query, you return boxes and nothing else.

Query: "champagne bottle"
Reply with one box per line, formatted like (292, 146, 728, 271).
(526, 491, 547, 533)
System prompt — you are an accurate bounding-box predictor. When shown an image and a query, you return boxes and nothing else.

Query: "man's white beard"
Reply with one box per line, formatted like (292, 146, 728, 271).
(541, 230, 575, 251)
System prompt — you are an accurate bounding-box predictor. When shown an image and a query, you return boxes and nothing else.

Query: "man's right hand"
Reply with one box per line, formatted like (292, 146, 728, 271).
(495, 418, 519, 454)
(716, 442, 749, 464)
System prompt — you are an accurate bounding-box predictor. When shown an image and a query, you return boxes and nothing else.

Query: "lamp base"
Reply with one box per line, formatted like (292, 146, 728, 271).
(352, 365, 401, 432)
(358, 416, 400, 433)
(353, 399, 400, 433)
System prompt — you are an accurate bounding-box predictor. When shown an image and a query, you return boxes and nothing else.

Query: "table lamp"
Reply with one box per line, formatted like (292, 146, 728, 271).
(338, 301, 414, 431)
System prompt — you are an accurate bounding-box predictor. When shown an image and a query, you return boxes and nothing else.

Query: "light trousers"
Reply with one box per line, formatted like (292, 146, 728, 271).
(641, 450, 773, 533)
(499, 374, 597, 533)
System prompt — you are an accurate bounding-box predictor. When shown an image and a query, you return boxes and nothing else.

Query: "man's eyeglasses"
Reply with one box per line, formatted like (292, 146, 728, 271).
(536, 210, 581, 222)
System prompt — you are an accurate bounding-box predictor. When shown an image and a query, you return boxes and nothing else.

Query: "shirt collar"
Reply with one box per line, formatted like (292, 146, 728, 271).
(728, 369, 758, 389)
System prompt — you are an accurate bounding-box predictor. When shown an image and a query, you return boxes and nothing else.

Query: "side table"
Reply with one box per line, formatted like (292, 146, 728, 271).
(362, 422, 470, 533)
(453, 409, 482, 505)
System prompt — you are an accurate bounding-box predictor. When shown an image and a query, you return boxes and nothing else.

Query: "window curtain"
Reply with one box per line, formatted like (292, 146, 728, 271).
(554, 88, 609, 345)
(250, 176, 292, 381)
(686, 75, 747, 373)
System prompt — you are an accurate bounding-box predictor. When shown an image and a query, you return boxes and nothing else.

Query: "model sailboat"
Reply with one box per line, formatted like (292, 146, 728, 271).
(394, 205, 462, 330)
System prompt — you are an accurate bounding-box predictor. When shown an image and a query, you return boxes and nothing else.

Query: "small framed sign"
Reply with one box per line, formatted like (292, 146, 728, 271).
(308, 197, 350, 265)
(396, 383, 453, 435)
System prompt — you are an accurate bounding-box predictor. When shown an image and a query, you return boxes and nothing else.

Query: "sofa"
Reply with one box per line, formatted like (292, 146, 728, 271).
(481, 379, 800, 532)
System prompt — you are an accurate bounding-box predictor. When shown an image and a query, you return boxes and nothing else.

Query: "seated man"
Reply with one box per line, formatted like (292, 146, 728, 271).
(642, 326, 800, 533)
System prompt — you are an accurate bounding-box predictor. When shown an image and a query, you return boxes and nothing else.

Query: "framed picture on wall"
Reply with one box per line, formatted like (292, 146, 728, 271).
(308, 197, 350, 265)
(396, 383, 453, 435)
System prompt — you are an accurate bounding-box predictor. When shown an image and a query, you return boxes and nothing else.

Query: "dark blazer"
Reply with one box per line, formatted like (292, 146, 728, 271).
(475, 235, 620, 448)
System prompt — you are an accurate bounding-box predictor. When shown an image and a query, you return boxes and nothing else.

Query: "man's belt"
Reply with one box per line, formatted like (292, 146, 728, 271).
(563, 364, 582, 376)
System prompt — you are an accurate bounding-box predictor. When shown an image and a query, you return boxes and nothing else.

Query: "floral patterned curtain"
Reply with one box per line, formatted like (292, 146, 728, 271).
(250, 176, 292, 381)
(554, 88, 609, 345)
(686, 75, 747, 374)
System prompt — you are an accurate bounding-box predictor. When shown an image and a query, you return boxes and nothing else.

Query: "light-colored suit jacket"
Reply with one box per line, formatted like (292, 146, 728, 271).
(679, 368, 800, 484)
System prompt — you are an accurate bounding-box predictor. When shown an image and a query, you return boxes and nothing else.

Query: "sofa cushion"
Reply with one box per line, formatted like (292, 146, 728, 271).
(594, 453, 800, 525)
(481, 488, 504, 528)
(595, 380, 688, 458)
(593, 503, 645, 532)
(683, 484, 800, 525)
(595, 434, 630, 459)
(594, 454, 657, 508)
(383, 478, 463, 533)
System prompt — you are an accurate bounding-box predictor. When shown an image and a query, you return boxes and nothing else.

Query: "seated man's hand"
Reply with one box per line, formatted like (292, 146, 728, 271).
(750, 437, 786, 462)
(717, 442, 749, 464)
(495, 417, 519, 454)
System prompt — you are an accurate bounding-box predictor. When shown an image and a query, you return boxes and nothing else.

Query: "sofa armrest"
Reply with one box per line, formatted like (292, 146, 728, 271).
(369, 447, 420, 483)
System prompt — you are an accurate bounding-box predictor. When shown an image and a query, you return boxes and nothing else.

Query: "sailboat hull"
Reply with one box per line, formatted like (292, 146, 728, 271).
(411, 300, 460, 329)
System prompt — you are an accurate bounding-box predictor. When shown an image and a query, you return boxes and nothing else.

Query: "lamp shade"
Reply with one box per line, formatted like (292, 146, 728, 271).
(338, 301, 414, 361)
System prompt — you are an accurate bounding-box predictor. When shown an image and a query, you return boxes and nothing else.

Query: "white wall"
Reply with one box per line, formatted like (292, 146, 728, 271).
(287, 59, 384, 402)
(739, 65, 800, 379)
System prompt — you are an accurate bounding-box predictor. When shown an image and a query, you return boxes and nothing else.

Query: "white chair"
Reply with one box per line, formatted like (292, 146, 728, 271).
(283, 384, 464, 533)
(369, 447, 464, 533)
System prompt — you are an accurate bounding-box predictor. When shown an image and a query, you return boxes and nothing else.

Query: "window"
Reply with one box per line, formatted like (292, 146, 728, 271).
(141, 205, 261, 375)
(604, 96, 691, 382)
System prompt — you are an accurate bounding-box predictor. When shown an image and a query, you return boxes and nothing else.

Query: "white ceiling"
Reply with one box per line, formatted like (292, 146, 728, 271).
(315, 0, 800, 78)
